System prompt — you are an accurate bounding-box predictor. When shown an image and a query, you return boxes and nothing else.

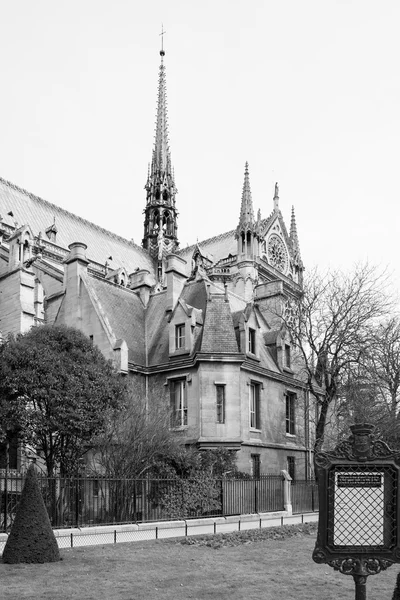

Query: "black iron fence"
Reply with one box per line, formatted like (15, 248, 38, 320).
(0, 471, 316, 532)
(291, 479, 318, 513)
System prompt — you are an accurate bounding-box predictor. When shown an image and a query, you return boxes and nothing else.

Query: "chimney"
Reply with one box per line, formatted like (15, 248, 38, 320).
(63, 242, 89, 293)
(165, 254, 187, 311)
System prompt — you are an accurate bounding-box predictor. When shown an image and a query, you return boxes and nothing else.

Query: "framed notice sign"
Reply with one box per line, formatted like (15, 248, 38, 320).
(330, 467, 395, 548)
(313, 424, 400, 598)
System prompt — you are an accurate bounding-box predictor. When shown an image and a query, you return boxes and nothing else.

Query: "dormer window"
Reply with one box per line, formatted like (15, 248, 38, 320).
(248, 327, 256, 354)
(175, 324, 185, 350)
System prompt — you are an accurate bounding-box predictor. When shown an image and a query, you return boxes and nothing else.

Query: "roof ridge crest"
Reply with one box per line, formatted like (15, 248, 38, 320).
(0, 176, 145, 252)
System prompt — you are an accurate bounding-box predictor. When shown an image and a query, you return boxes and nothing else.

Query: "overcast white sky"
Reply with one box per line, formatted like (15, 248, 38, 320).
(0, 1, 399, 291)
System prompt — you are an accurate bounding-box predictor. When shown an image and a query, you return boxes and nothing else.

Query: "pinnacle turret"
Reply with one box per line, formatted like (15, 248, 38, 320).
(289, 206, 303, 275)
(289, 206, 300, 253)
(236, 162, 261, 258)
(237, 162, 255, 231)
(273, 182, 279, 211)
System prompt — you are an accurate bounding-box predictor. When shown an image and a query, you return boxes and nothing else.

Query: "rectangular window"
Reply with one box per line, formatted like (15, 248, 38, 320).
(284, 344, 291, 369)
(251, 454, 261, 479)
(175, 324, 185, 349)
(287, 456, 296, 480)
(170, 379, 188, 427)
(249, 382, 261, 429)
(285, 392, 296, 435)
(216, 384, 225, 424)
(248, 328, 256, 354)
(0, 432, 18, 470)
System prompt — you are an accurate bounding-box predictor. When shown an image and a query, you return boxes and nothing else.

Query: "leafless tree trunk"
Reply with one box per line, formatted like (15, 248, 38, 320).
(283, 263, 393, 466)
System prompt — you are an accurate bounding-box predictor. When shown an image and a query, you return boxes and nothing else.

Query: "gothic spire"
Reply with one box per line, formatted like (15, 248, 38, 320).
(142, 41, 179, 267)
(152, 48, 172, 180)
(237, 162, 255, 231)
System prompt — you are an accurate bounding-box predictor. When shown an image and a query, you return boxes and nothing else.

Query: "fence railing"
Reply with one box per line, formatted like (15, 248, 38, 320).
(291, 479, 318, 513)
(0, 472, 316, 532)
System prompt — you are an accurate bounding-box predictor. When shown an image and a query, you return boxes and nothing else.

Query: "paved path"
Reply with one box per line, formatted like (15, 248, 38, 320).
(0, 512, 318, 553)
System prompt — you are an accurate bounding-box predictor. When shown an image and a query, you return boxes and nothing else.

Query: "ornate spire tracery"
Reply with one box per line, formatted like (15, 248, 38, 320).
(142, 44, 179, 271)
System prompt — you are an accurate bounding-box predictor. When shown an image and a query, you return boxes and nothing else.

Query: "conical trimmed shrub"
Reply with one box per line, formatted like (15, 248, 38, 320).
(2, 464, 60, 563)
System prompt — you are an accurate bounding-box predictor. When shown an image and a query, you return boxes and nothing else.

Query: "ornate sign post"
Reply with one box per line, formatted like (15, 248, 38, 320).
(313, 423, 400, 600)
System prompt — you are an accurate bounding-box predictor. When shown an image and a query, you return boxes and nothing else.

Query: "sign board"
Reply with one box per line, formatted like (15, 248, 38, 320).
(313, 424, 400, 599)
(333, 469, 385, 547)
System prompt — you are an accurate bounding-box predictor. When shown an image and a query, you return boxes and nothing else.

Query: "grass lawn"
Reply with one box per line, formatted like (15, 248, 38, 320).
(0, 525, 398, 600)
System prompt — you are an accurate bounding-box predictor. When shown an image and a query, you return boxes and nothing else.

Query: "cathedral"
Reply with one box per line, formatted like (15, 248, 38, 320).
(0, 47, 312, 478)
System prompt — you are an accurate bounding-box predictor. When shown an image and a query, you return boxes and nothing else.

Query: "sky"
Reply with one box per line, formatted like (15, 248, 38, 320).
(0, 1, 399, 292)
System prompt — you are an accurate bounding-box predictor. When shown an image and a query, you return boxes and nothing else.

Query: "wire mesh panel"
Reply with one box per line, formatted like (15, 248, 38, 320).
(327, 465, 397, 551)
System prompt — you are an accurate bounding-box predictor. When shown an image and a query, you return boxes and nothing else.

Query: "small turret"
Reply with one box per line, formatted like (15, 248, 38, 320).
(235, 163, 260, 258)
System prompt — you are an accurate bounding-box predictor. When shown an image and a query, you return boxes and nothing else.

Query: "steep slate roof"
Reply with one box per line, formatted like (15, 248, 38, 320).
(257, 336, 282, 372)
(146, 291, 170, 366)
(84, 276, 146, 365)
(178, 230, 237, 274)
(200, 294, 239, 354)
(180, 279, 208, 312)
(0, 178, 154, 275)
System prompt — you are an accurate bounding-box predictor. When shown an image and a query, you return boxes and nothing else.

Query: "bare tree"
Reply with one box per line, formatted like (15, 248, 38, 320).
(91, 380, 178, 478)
(284, 263, 392, 456)
(369, 318, 400, 421)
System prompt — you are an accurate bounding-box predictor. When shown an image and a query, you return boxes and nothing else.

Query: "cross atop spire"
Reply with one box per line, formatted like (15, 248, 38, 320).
(160, 24, 166, 57)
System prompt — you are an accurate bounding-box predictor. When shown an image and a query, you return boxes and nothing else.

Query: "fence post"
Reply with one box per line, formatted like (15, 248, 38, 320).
(3, 469, 8, 533)
(75, 478, 79, 529)
(3, 441, 9, 532)
(281, 470, 292, 515)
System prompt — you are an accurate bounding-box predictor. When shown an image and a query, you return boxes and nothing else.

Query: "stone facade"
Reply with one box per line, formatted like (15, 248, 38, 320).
(0, 48, 313, 478)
